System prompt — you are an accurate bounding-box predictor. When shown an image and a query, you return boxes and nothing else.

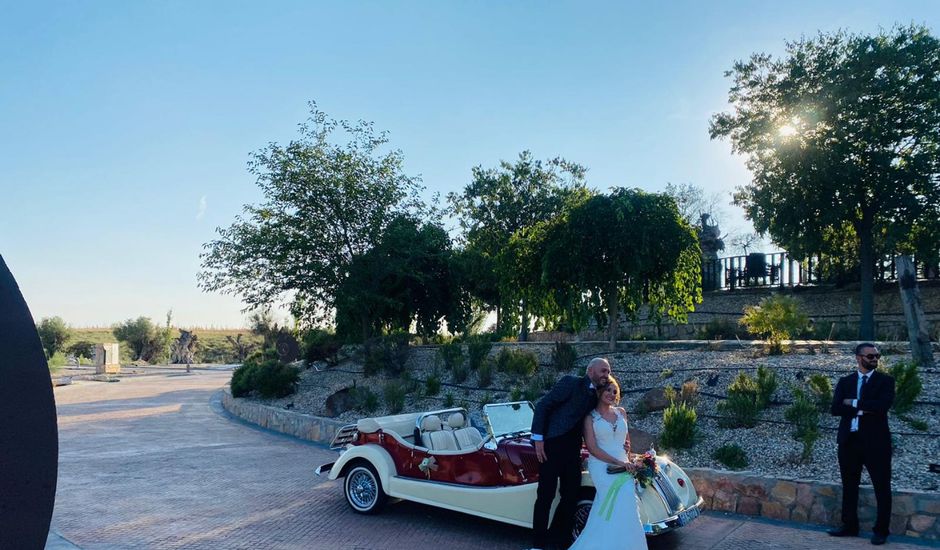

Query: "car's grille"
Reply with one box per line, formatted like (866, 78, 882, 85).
(329, 425, 358, 450)
(654, 471, 682, 513)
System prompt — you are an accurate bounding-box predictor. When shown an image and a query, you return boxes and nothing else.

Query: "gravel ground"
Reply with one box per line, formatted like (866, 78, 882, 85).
(257, 347, 940, 493)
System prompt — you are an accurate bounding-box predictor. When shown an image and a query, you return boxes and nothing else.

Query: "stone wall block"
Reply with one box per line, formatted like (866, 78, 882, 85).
(909, 514, 936, 533)
(893, 494, 916, 515)
(712, 489, 737, 512)
(737, 496, 761, 516)
(771, 481, 797, 507)
(761, 501, 791, 521)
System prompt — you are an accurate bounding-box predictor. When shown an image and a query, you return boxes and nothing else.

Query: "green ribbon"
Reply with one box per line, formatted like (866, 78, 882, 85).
(598, 472, 631, 521)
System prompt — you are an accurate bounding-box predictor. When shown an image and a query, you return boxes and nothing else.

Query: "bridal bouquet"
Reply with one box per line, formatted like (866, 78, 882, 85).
(631, 451, 659, 488)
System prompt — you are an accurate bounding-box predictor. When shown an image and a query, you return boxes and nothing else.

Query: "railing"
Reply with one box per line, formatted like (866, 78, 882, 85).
(701, 252, 939, 291)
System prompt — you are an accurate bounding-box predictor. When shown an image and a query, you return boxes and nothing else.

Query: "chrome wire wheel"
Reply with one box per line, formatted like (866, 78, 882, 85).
(344, 463, 386, 514)
(571, 498, 593, 540)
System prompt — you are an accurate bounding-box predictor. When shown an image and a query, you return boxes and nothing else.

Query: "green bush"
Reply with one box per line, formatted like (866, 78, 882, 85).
(496, 348, 538, 377)
(37, 316, 71, 359)
(476, 360, 494, 387)
(352, 387, 379, 413)
(66, 340, 96, 362)
(466, 336, 493, 371)
(698, 318, 745, 340)
(443, 392, 455, 407)
(660, 368, 674, 379)
(660, 401, 697, 449)
(712, 444, 749, 469)
(718, 371, 761, 428)
(784, 388, 819, 462)
(755, 365, 778, 409)
(425, 372, 441, 396)
(806, 373, 833, 412)
(230, 349, 299, 398)
(383, 380, 408, 414)
(362, 332, 410, 377)
(439, 341, 465, 371)
(47, 352, 67, 372)
(551, 341, 577, 372)
(509, 387, 523, 401)
(890, 360, 923, 415)
(300, 328, 341, 366)
(899, 415, 928, 431)
(739, 295, 809, 354)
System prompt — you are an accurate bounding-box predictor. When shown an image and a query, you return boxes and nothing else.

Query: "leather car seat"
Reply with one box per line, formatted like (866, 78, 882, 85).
(420, 415, 457, 451)
(447, 412, 484, 450)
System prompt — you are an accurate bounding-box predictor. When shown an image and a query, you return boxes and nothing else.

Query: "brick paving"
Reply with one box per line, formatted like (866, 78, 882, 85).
(50, 373, 935, 549)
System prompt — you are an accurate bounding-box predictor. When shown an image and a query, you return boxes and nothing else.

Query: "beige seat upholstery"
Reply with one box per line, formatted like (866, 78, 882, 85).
(420, 415, 458, 451)
(447, 412, 484, 450)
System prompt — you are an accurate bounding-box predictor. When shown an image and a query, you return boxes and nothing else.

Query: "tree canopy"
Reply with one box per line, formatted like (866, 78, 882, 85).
(710, 25, 940, 338)
(36, 316, 70, 359)
(199, 103, 423, 325)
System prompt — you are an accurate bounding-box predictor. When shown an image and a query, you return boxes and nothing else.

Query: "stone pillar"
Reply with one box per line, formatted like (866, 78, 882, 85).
(94, 343, 121, 374)
(698, 214, 724, 291)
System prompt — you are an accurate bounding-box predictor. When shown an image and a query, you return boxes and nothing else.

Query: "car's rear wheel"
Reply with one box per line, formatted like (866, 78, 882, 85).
(344, 461, 387, 514)
(571, 495, 594, 540)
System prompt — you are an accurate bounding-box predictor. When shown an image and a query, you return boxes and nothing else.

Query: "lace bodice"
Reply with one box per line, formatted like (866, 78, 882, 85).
(590, 408, 628, 461)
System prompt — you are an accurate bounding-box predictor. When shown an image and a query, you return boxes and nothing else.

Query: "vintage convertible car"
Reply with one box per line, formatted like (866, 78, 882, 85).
(316, 401, 703, 538)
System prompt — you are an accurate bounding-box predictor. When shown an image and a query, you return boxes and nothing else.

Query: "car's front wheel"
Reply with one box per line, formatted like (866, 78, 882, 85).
(571, 497, 594, 540)
(344, 461, 387, 514)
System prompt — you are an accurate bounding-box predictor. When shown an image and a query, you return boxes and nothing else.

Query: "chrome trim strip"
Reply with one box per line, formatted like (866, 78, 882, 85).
(642, 496, 705, 536)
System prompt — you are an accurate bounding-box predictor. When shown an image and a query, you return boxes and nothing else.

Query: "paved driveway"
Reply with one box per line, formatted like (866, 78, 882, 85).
(50, 372, 932, 549)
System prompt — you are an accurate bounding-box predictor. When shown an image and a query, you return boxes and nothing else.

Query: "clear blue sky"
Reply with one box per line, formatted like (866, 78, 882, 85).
(2, 1, 937, 328)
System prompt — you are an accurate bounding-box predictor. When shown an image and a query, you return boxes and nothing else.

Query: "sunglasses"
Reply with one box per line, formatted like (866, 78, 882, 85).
(859, 353, 881, 360)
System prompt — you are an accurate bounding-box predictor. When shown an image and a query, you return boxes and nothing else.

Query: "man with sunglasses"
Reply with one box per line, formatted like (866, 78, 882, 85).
(829, 343, 896, 545)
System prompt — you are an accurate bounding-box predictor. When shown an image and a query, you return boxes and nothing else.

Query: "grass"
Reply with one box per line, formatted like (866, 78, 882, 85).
(71, 327, 263, 364)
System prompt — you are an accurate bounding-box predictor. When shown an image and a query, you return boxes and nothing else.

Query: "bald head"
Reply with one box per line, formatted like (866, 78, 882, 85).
(586, 358, 611, 387)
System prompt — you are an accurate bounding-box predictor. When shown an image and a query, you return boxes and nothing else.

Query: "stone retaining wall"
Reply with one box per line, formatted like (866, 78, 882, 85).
(688, 468, 940, 540)
(222, 388, 939, 540)
(221, 388, 349, 445)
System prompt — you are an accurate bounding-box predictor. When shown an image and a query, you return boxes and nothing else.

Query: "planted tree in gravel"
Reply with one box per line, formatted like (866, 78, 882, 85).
(785, 387, 820, 462)
(718, 371, 761, 428)
(739, 295, 808, 354)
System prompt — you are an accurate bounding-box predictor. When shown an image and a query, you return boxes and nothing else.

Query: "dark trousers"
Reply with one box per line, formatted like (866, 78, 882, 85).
(838, 432, 892, 536)
(532, 428, 582, 549)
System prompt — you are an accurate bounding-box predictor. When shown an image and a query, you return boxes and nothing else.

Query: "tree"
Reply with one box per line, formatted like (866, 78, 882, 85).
(448, 151, 587, 339)
(335, 216, 467, 340)
(199, 102, 423, 325)
(112, 317, 159, 361)
(36, 316, 70, 359)
(539, 188, 702, 350)
(710, 26, 940, 339)
(664, 182, 726, 228)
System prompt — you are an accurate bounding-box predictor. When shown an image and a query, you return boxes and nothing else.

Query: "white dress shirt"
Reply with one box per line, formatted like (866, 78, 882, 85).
(850, 370, 872, 432)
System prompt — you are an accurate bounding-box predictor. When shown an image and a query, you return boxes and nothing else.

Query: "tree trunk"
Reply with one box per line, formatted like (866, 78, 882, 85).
(896, 255, 936, 367)
(857, 216, 875, 340)
(518, 298, 529, 342)
(495, 305, 502, 335)
(607, 287, 619, 352)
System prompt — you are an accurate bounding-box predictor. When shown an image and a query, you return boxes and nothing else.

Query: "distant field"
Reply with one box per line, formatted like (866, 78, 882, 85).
(71, 327, 263, 364)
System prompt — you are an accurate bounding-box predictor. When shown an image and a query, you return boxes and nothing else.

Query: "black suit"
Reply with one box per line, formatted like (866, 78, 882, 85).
(530, 375, 597, 548)
(830, 369, 895, 536)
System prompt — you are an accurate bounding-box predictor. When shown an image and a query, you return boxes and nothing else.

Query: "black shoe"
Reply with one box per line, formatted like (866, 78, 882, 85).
(871, 533, 888, 545)
(827, 527, 859, 537)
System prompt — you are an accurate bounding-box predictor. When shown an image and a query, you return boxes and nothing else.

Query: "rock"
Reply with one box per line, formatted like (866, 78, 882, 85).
(324, 387, 357, 417)
(639, 387, 670, 412)
(629, 427, 655, 452)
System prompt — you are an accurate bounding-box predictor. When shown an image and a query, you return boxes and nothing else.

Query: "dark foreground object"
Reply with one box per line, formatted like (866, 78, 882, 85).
(0, 255, 58, 549)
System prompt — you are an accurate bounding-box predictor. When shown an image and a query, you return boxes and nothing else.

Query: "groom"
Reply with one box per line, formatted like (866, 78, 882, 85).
(529, 357, 611, 550)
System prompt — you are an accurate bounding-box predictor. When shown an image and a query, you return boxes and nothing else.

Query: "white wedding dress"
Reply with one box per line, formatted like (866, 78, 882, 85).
(568, 408, 647, 550)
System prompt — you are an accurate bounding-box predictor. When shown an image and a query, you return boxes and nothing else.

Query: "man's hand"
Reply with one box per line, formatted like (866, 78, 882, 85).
(534, 440, 546, 463)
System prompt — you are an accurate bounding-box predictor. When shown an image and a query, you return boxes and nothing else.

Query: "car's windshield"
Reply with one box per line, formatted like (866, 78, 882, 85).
(483, 401, 534, 439)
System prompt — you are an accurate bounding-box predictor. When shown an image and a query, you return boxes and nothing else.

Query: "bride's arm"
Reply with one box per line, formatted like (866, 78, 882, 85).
(582, 415, 630, 468)
(620, 407, 631, 455)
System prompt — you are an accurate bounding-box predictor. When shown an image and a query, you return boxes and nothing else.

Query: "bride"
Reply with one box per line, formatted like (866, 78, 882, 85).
(568, 377, 647, 550)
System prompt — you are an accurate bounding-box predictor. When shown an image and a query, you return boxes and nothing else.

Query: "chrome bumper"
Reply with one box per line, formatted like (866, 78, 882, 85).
(314, 462, 335, 477)
(643, 497, 704, 535)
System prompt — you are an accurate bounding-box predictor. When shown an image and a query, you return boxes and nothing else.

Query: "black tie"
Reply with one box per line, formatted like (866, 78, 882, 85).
(859, 374, 867, 399)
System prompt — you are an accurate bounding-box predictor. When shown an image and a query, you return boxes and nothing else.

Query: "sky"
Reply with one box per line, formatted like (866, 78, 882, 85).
(2, 1, 938, 328)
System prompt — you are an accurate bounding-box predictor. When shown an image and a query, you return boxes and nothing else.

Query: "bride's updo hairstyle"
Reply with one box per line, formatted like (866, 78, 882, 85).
(597, 376, 621, 405)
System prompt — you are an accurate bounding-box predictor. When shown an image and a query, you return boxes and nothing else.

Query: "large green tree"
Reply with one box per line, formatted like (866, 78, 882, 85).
(447, 151, 587, 339)
(539, 188, 702, 350)
(199, 103, 422, 325)
(36, 316, 71, 359)
(710, 26, 940, 339)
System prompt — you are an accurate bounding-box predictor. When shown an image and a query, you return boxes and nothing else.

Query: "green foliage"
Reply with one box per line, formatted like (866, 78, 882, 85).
(66, 340, 96, 361)
(466, 336, 493, 371)
(660, 401, 697, 449)
(476, 360, 494, 387)
(660, 368, 674, 380)
(712, 444, 749, 470)
(438, 342, 465, 372)
(199, 103, 424, 326)
(224, 333, 258, 363)
(806, 373, 833, 412)
(551, 341, 577, 372)
(112, 316, 169, 362)
(495, 348, 538, 377)
(300, 328, 341, 366)
(443, 393, 455, 408)
(509, 387, 522, 402)
(47, 352, 67, 372)
(383, 380, 408, 414)
(698, 318, 746, 340)
(711, 26, 940, 339)
(739, 296, 808, 354)
(755, 365, 778, 409)
(718, 371, 761, 428)
(785, 388, 820, 462)
(230, 349, 299, 398)
(424, 372, 441, 396)
(362, 333, 410, 377)
(37, 316, 71, 359)
(899, 415, 928, 431)
(890, 360, 923, 415)
(352, 387, 379, 414)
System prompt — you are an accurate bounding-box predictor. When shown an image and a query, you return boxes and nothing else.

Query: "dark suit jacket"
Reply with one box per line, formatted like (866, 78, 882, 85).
(830, 370, 895, 447)
(531, 375, 597, 440)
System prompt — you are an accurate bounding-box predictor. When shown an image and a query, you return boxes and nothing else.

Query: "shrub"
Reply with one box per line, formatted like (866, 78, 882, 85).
(425, 372, 441, 396)
(439, 341, 465, 371)
(37, 316, 71, 358)
(755, 365, 778, 409)
(890, 360, 923, 415)
(679, 380, 699, 408)
(551, 341, 577, 372)
(717, 371, 761, 428)
(899, 415, 928, 431)
(352, 387, 379, 413)
(383, 380, 408, 414)
(450, 363, 469, 384)
(443, 393, 455, 407)
(739, 295, 809, 354)
(362, 333, 410, 377)
(712, 444, 748, 469)
(784, 388, 819, 462)
(66, 340, 96, 362)
(698, 318, 744, 340)
(466, 336, 494, 371)
(477, 360, 494, 387)
(47, 352, 67, 372)
(300, 328, 341, 366)
(230, 349, 299, 398)
(660, 368, 674, 379)
(509, 387, 523, 401)
(660, 401, 697, 449)
(806, 373, 833, 412)
(496, 348, 538, 377)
